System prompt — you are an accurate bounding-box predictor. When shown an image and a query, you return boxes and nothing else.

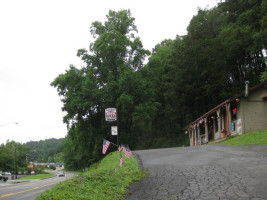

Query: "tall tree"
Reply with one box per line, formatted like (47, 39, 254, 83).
(218, 0, 267, 85)
(52, 10, 149, 169)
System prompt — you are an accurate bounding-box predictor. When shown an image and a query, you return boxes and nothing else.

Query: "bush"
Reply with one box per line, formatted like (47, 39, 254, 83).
(49, 165, 56, 170)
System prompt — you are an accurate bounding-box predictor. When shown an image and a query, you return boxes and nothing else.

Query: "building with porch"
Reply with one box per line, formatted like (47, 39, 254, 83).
(184, 81, 267, 146)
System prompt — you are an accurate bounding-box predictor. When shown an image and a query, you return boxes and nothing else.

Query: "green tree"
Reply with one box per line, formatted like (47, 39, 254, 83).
(218, 0, 267, 84)
(26, 138, 64, 163)
(52, 10, 149, 170)
(0, 141, 29, 172)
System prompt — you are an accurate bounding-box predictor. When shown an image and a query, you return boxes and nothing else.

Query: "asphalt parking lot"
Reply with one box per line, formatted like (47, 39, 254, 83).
(125, 144, 267, 200)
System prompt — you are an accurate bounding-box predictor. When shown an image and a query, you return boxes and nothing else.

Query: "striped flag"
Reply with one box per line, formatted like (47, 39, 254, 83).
(102, 139, 110, 154)
(120, 151, 124, 167)
(123, 145, 132, 158)
(118, 145, 123, 151)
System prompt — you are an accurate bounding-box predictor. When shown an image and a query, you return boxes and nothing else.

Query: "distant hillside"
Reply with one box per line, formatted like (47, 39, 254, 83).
(25, 138, 64, 163)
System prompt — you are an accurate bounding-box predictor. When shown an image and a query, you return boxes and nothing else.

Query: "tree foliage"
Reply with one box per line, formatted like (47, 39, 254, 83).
(52, 3, 267, 170)
(51, 10, 150, 170)
(25, 138, 64, 163)
(0, 141, 29, 172)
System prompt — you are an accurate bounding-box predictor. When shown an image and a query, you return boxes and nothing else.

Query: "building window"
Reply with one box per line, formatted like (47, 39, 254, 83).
(231, 101, 237, 120)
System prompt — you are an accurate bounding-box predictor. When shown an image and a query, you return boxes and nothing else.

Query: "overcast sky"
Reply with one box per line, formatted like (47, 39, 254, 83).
(0, 0, 218, 144)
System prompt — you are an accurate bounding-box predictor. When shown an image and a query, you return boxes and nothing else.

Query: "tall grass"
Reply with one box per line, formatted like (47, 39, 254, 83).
(36, 151, 144, 200)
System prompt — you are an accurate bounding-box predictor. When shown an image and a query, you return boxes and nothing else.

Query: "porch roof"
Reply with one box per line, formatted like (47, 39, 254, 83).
(184, 81, 267, 130)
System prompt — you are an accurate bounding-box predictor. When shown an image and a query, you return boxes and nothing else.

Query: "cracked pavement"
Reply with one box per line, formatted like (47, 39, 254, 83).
(125, 145, 267, 200)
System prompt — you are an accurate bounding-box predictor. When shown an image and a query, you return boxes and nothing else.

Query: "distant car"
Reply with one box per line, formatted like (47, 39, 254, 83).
(58, 171, 65, 177)
(0, 174, 8, 182)
(31, 171, 35, 175)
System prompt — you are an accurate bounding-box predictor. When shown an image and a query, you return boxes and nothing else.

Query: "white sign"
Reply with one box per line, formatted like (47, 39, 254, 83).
(111, 126, 118, 135)
(105, 108, 117, 121)
(237, 119, 242, 134)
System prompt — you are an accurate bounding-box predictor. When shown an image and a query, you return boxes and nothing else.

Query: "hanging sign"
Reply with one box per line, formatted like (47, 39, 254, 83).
(105, 108, 117, 121)
(111, 126, 118, 135)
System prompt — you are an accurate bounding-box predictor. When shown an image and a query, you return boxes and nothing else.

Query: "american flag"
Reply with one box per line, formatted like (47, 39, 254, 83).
(123, 145, 132, 158)
(120, 151, 124, 167)
(102, 139, 110, 154)
(118, 145, 123, 151)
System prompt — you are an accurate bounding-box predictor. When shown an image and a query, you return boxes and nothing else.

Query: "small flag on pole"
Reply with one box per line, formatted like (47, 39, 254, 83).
(102, 139, 111, 154)
(123, 145, 132, 158)
(120, 151, 124, 167)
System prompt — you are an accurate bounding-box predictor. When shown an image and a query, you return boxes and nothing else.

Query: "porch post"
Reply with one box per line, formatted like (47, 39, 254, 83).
(197, 123, 200, 145)
(189, 130, 193, 146)
(213, 116, 216, 140)
(204, 118, 208, 143)
(221, 110, 225, 131)
(193, 127, 197, 146)
(216, 109, 221, 137)
(226, 103, 231, 135)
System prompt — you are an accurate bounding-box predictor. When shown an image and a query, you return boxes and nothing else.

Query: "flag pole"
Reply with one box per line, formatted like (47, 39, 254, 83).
(116, 105, 119, 146)
(103, 139, 118, 147)
(110, 140, 118, 147)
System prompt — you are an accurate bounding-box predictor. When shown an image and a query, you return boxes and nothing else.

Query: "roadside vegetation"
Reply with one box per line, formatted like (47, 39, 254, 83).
(36, 151, 144, 200)
(20, 172, 54, 180)
(218, 130, 267, 146)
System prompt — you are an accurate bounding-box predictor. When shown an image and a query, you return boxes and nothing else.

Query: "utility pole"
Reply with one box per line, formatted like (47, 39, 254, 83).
(14, 144, 17, 179)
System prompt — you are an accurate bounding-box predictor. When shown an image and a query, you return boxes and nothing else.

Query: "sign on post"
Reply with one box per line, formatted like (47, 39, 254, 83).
(111, 126, 118, 135)
(27, 164, 33, 168)
(105, 108, 117, 121)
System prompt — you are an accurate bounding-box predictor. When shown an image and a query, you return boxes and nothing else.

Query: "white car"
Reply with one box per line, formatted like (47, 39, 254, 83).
(58, 171, 65, 177)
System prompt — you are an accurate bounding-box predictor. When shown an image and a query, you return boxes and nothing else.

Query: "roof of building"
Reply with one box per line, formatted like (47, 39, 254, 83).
(184, 81, 267, 130)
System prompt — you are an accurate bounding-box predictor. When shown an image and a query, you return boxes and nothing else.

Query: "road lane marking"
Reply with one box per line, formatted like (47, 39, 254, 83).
(0, 177, 59, 191)
(0, 183, 56, 199)
(0, 181, 39, 190)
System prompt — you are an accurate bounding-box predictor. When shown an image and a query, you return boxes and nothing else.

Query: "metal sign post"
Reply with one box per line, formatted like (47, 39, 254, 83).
(105, 108, 119, 145)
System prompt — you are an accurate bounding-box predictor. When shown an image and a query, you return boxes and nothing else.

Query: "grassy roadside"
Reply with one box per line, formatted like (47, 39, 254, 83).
(36, 151, 145, 200)
(218, 130, 267, 146)
(19, 173, 54, 180)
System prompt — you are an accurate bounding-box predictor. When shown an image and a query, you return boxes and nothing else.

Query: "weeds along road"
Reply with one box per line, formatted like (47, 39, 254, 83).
(126, 145, 267, 200)
(0, 172, 75, 200)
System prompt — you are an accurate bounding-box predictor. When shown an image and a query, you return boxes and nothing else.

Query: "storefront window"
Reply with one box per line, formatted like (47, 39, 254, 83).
(231, 102, 237, 120)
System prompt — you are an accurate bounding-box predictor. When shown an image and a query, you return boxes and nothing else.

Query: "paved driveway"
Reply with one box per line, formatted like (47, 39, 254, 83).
(125, 145, 267, 200)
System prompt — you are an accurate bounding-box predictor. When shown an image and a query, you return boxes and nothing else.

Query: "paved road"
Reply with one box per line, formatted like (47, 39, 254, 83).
(126, 144, 267, 200)
(0, 172, 75, 200)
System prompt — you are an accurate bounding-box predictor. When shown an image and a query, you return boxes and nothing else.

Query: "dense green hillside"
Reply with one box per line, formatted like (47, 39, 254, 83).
(25, 138, 64, 163)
